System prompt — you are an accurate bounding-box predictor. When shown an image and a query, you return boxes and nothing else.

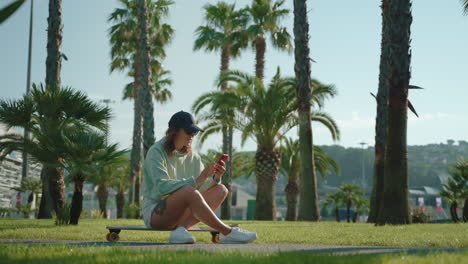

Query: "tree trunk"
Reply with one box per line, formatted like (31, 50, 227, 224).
(376, 0, 413, 225)
(294, 0, 320, 221)
(38, 168, 53, 219)
(285, 179, 299, 221)
(129, 62, 143, 207)
(69, 178, 84, 225)
(463, 198, 467, 222)
(97, 184, 109, 218)
(254, 36, 266, 81)
(136, 0, 155, 160)
(45, 0, 62, 90)
(368, 0, 390, 224)
(353, 207, 360, 223)
(254, 147, 281, 220)
(220, 46, 232, 220)
(116, 191, 125, 219)
(335, 207, 340, 222)
(346, 199, 351, 223)
(449, 200, 459, 223)
(45, 166, 65, 214)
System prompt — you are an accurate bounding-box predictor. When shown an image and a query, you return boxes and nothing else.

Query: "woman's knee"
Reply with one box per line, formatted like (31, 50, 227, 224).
(213, 183, 229, 197)
(178, 185, 203, 200)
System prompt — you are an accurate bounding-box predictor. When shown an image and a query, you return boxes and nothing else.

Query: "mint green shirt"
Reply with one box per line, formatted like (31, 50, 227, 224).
(141, 135, 215, 203)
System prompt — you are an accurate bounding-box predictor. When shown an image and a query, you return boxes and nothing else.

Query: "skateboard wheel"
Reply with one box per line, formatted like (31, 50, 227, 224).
(211, 232, 220, 243)
(107, 232, 120, 242)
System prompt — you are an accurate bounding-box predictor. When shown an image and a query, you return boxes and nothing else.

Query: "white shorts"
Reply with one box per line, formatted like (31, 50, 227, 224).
(141, 197, 159, 228)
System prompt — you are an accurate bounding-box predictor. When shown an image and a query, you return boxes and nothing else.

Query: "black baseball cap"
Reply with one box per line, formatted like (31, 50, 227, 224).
(168, 110, 204, 134)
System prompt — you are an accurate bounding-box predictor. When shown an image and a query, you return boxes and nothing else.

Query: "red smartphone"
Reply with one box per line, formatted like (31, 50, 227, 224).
(213, 154, 229, 181)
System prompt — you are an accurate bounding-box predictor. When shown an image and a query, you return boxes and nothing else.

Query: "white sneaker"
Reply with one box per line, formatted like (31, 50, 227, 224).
(169, 226, 196, 244)
(219, 227, 257, 244)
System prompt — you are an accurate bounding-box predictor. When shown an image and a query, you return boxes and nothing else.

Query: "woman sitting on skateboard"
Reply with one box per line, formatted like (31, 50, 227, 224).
(141, 110, 257, 244)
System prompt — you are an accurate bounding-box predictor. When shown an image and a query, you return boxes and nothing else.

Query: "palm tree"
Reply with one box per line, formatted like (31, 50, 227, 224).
(440, 158, 468, 222)
(376, 0, 413, 225)
(61, 129, 127, 224)
(109, 160, 131, 219)
(193, 1, 249, 220)
(338, 183, 363, 223)
(109, 0, 174, 206)
(463, 0, 468, 15)
(280, 137, 340, 221)
(352, 195, 369, 223)
(89, 153, 128, 219)
(215, 68, 300, 220)
(324, 192, 344, 222)
(0, 83, 111, 222)
(368, 0, 391, 224)
(246, 0, 292, 81)
(11, 176, 42, 217)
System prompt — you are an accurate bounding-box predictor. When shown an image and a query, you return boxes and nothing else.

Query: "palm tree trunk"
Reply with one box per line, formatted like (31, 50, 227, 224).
(353, 207, 360, 223)
(346, 199, 351, 223)
(294, 0, 320, 221)
(255, 147, 281, 220)
(368, 0, 390, 224)
(254, 36, 266, 81)
(450, 200, 459, 223)
(129, 63, 143, 207)
(376, 0, 413, 225)
(97, 184, 109, 218)
(45, 0, 62, 90)
(45, 166, 65, 214)
(285, 179, 299, 221)
(335, 207, 340, 222)
(69, 177, 84, 225)
(220, 46, 232, 220)
(38, 168, 53, 218)
(116, 191, 125, 218)
(136, 0, 155, 160)
(463, 198, 467, 222)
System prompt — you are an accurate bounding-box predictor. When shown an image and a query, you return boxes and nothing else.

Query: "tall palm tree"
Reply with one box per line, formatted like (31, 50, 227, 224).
(368, 0, 391, 224)
(247, 0, 292, 81)
(376, 0, 413, 225)
(109, 0, 174, 206)
(292, 0, 319, 221)
(0, 84, 111, 222)
(193, 1, 249, 220)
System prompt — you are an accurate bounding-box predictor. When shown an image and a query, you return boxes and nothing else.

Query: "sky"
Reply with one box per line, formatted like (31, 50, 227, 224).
(1, 0, 467, 155)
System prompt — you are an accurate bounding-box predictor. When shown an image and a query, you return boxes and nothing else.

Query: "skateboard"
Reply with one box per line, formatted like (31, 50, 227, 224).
(105, 224, 239, 243)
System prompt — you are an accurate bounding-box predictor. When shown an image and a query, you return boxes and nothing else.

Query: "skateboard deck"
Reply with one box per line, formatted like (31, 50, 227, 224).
(105, 224, 239, 243)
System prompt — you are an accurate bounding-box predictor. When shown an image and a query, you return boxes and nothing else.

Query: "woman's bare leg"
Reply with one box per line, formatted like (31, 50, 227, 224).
(175, 183, 228, 229)
(150, 185, 232, 235)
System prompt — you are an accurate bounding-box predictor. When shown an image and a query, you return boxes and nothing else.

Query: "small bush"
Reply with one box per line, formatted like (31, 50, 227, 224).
(125, 203, 141, 219)
(53, 201, 72, 225)
(412, 207, 431, 223)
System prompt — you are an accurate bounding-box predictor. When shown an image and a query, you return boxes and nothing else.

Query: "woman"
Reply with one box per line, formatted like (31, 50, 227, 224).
(141, 110, 257, 244)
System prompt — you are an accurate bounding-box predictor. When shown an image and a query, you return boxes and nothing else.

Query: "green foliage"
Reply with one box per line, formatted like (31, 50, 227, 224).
(53, 201, 72, 226)
(0, 0, 26, 24)
(440, 157, 468, 204)
(411, 207, 431, 223)
(125, 203, 141, 219)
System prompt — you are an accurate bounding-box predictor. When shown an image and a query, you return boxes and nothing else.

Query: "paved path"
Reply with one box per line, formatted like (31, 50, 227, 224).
(1, 239, 466, 256)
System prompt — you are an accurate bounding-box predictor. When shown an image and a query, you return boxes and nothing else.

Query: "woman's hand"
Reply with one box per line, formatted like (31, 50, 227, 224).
(196, 162, 215, 185)
(213, 160, 226, 180)
(196, 160, 226, 184)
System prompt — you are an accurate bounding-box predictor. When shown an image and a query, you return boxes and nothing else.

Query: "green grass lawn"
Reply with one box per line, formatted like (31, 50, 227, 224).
(0, 244, 467, 264)
(0, 218, 467, 248)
